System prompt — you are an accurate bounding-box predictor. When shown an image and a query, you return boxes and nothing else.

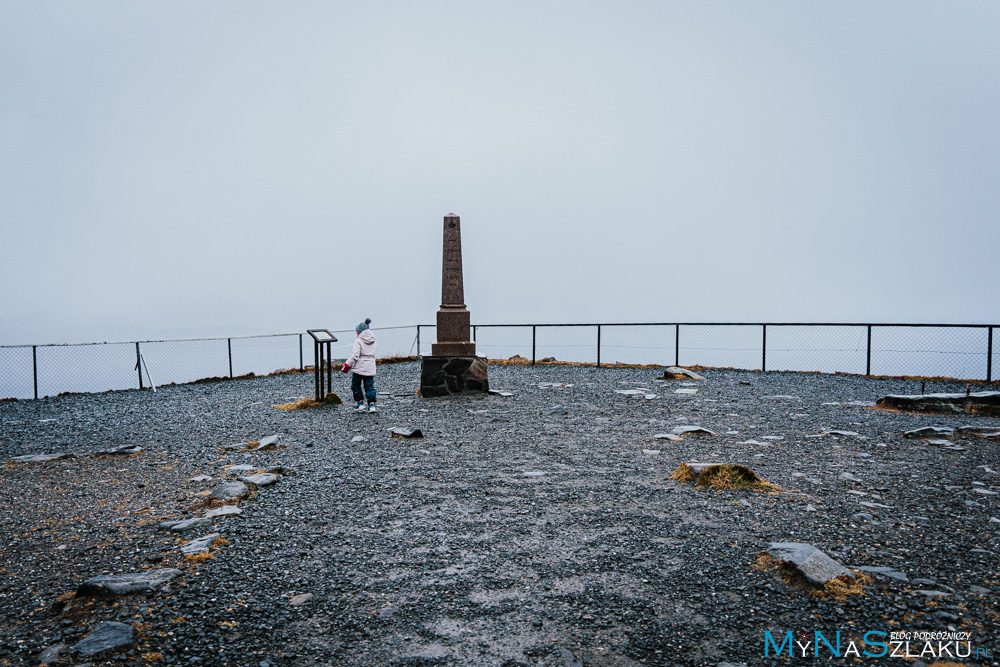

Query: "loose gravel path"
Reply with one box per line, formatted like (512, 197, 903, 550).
(1, 363, 998, 666)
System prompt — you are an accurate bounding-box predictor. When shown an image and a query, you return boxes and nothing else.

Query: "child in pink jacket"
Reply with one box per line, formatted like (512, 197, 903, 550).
(341, 318, 378, 412)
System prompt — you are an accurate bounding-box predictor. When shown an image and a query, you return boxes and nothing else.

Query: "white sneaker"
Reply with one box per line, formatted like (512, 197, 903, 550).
(368, 403, 378, 413)
(354, 402, 366, 412)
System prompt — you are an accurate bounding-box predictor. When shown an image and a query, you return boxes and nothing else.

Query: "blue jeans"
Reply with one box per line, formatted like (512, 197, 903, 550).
(351, 373, 376, 404)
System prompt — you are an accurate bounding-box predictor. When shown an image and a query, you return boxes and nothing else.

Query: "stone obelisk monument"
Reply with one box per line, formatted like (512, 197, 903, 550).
(420, 213, 489, 396)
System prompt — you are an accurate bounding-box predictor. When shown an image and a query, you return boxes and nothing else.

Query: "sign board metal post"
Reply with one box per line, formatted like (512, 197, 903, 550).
(306, 330, 338, 402)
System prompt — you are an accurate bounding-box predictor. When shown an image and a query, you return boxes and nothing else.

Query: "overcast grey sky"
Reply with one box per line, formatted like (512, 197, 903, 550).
(1, 1, 997, 345)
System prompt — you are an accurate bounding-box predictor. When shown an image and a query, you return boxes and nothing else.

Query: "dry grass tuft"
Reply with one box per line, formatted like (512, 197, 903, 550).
(377, 355, 418, 365)
(668, 463, 699, 483)
(753, 553, 779, 572)
(184, 552, 214, 563)
(211, 537, 231, 547)
(272, 398, 323, 410)
(670, 463, 778, 491)
(142, 652, 164, 662)
(817, 572, 873, 601)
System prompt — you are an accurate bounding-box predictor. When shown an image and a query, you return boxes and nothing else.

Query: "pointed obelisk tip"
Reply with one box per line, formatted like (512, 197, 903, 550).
(445, 212, 458, 217)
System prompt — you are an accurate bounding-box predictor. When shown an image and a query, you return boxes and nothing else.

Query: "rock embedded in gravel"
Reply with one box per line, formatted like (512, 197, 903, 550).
(671, 425, 716, 436)
(93, 444, 142, 456)
(70, 621, 135, 658)
(10, 453, 73, 463)
(77, 568, 181, 597)
(351, 436, 365, 443)
(226, 464, 255, 473)
(204, 505, 242, 519)
(653, 433, 681, 441)
(958, 425, 1000, 437)
(903, 426, 955, 438)
(767, 542, 855, 587)
(660, 367, 706, 380)
(37, 643, 65, 664)
(852, 565, 909, 582)
(547, 405, 568, 415)
(189, 474, 212, 482)
(256, 434, 280, 450)
(389, 427, 423, 439)
(162, 517, 211, 533)
(180, 533, 220, 556)
(239, 473, 278, 487)
(878, 391, 1000, 415)
(210, 481, 249, 501)
(838, 472, 862, 483)
(289, 593, 313, 606)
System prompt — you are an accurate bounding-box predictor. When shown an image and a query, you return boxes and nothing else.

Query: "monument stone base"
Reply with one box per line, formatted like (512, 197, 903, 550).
(420, 356, 489, 397)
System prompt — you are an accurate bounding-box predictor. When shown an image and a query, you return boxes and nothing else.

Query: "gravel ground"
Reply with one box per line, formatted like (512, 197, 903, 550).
(1, 362, 998, 667)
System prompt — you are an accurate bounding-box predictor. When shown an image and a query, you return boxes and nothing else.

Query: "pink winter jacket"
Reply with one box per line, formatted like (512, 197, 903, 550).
(346, 330, 377, 376)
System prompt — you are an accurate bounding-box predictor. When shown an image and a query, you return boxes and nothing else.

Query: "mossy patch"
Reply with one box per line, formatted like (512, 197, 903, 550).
(670, 463, 778, 491)
(272, 398, 323, 410)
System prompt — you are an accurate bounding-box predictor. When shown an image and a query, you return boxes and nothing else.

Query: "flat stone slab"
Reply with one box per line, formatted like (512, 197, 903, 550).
(94, 444, 143, 456)
(767, 542, 855, 586)
(958, 425, 1000, 437)
(851, 565, 909, 582)
(204, 505, 243, 519)
(823, 430, 860, 437)
(226, 464, 255, 473)
(70, 621, 135, 658)
(256, 434, 280, 450)
(878, 391, 1000, 415)
(239, 473, 278, 487)
(10, 453, 73, 463)
(671, 426, 717, 436)
(289, 593, 314, 606)
(77, 568, 181, 597)
(903, 426, 955, 438)
(189, 474, 212, 482)
(210, 481, 249, 501)
(660, 367, 705, 380)
(653, 433, 681, 441)
(180, 533, 220, 556)
(161, 517, 211, 533)
(390, 427, 424, 439)
(674, 388, 699, 395)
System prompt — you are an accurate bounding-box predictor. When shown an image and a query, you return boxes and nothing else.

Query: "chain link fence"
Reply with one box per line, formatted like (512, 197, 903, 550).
(1, 323, 995, 399)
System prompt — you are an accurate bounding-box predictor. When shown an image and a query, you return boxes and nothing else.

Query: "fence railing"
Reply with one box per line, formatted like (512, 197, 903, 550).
(1, 322, 995, 399)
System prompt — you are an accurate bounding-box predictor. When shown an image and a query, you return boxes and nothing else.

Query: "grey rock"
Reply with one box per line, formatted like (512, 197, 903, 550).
(163, 517, 211, 533)
(265, 465, 288, 474)
(389, 427, 423, 439)
(239, 473, 278, 487)
(852, 565, 909, 582)
(915, 590, 951, 598)
(661, 367, 706, 380)
(972, 487, 998, 495)
(93, 444, 142, 456)
(38, 643, 65, 664)
(523, 471, 546, 477)
(671, 425, 717, 436)
(226, 464, 255, 473)
(351, 435, 365, 442)
(289, 593, 313, 606)
(188, 475, 212, 483)
(256, 434, 280, 450)
(547, 405, 568, 415)
(838, 472, 862, 483)
(204, 505, 242, 519)
(180, 533, 220, 556)
(211, 481, 250, 501)
(911, 578, 937, 585)
(764, 395, 801, 400)
(77, 569, 181, 597)
(767, 542, 855, 586)
(70, 621, 135, 657)
(10, 453, 73, 463)
(716, 663, 748, 667)
(958, 425, 1000, 437)
(879, 391, 1000, 415)
(852, 513, 874, 521)
(823, 430, 860, 437)
(902, 426, 955, 438)
(653, 433, 681, 441)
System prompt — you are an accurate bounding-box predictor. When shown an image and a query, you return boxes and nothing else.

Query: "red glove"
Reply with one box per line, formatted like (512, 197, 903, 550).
(341, 363, 350, 373)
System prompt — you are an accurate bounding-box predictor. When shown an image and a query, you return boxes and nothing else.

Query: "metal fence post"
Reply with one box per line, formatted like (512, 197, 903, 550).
(299, 334, 304, 371)
(416, 325, 421, 357)
(988, 326, 993, 382)
(532, 325, 536, 365)
(227, 338, 233, 378)
(675, 324, 680, 366)
(761, 324, 767, 372)
(866, 325, 872, 376)
(473, 325, 477, 343)
(596, 325, 602, 368)
(32, 345, 38, 400)
(135, 342, 143, 389)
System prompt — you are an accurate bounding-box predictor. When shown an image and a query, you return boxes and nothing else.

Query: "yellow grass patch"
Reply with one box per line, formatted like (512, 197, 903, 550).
(670, 463, 778, 491)
(142, 652, 164, 662)
(212, 537, 231, 547)
(272, 398, 323, 410)
(755, 552, 870, 599)
(184, 552, 214, 563)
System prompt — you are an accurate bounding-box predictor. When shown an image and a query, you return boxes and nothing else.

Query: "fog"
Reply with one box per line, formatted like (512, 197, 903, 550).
(2, 1, 998, 345)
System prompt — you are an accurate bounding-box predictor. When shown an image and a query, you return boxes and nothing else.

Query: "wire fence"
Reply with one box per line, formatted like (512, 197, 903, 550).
(0, 322, 995, 399)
